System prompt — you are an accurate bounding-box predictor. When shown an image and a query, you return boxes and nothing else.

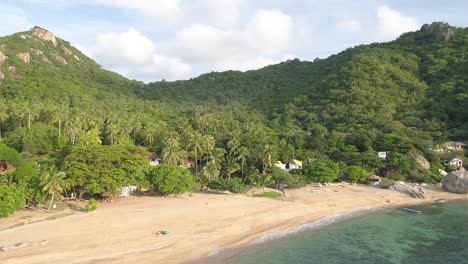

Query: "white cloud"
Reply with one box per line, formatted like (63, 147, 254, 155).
(337, 19, 362, 32)
(377, 5, 419, 40)
(246, 10, 293, 54)
(92, 27, 190, 81)
(0, 4, 32, 36)
(95, 0, 182, 22)
(199, 0, 245, 27)
(94, 27, 155, 65)
(177, 9, 293, 72)
(139, 54, 191, 80)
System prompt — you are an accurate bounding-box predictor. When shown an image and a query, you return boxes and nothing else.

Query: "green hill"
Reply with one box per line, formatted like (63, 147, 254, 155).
(0, 22, 466, 196)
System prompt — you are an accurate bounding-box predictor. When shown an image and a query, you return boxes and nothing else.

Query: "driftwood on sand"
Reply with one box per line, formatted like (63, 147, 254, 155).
(0, 240, 48, 252)
(389, 184, 426, 199)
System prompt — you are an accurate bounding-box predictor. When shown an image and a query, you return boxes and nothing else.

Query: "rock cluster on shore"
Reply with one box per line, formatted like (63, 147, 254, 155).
(442, 170, 468, 194)
(389, 183, 426, 199)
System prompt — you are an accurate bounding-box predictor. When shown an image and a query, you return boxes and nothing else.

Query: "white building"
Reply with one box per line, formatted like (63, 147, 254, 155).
(377, 151, 388, 159)
(444, 158, 463, 169)
(149, 152, 161, 166)
(275, 159, 303, 173)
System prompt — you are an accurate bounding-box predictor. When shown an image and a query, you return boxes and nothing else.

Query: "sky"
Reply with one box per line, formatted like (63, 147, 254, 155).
(1, 0, 467, 82)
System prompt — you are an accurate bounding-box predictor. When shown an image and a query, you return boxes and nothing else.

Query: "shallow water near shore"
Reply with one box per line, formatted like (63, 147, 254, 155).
(209, 200, 468, 264)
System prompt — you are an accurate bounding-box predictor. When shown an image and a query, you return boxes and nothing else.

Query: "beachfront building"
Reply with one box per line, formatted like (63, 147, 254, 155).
(367, 175, 381, 186)
(181, 158, 194, 169)
(444, 157, 463, 169)
(119, 186, 138, 197)
(149, 152, 161, 166)
(286, 159, 303, 170)
(274, 161, 286, 170)
(0, 160, 7, 175)
(275, 159, 303, 173)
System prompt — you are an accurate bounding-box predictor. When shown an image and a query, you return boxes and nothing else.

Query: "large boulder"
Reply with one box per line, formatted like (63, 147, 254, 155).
(0, 51, 7, 66)
(442, 170, 468, 194)
(389, 183, 426, 199)
(413, 154, 430, 170)
(17, 52, 30, 63)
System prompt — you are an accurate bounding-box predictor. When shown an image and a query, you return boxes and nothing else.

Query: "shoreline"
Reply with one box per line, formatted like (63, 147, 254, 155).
(190, 197, 468, 264)
(0, 184, 466, 264)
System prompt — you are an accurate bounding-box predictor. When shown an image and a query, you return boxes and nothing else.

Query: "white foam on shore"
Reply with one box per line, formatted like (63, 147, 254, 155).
(207, 206, 381, 257)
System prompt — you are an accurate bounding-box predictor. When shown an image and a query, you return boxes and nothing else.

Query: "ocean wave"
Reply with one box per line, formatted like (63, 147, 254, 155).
(207, 206, 380, 257)
(249, 206, 378, 245)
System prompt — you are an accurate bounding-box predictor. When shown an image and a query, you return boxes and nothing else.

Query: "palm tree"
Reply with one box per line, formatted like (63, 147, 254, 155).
(162, 138, 185, 166)
(41, 166, 66, 211)
(143, 126, 157, 146)
(210, 147, 225, 170)
(236, 147, 249, 178)
(106, 123, 119, 145)
(203, 161, 220, 181)
(65, 120, 81, 145)
(224, 155, 240, 180)
(50, 107, 68, 140)
(188, 132, 203, 175)
(202, 135, 215, 162)
(262, 144, 274, 173)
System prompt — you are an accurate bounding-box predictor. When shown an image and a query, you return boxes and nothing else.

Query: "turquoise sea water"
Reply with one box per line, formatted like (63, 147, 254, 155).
(214, 200, 468, 264)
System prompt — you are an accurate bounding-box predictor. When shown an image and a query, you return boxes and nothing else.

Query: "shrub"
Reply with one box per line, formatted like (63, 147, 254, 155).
(207, 178, 247, 193)
(254, 191, 283, 198)
(147, 164, 193, 195)
(347, 165, 368, 183)
(0, 184, 26, 217)
(271, 167, 306, 188)
(304, 160, 339, 183)
(85, 198, 98, 212)
(379, 178, 395, 189)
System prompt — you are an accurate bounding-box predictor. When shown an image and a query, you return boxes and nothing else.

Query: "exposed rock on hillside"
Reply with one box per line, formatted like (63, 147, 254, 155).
(413, 154, 430, 170)
(442, 170, 468, 194)
(17, 52, 30, 63)
(51, 52, 67, 65)
(30, 48, 44, 56)
(62, 46, 72, 55)
(31, 26, 58, 47)
(8, 66, 22, 80)
(0, 51, 7, 66)
(0, 70, 4, 84)
(30, 48, 51, 64)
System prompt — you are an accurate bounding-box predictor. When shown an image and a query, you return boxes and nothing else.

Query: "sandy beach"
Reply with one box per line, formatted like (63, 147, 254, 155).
(0, 184, 466, 264)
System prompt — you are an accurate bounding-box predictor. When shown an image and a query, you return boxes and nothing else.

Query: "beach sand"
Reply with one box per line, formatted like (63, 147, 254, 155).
(0, 184, 466, 264)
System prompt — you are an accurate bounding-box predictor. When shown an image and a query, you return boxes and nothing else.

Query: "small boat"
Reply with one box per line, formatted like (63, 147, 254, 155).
(403, 208, 421, 213)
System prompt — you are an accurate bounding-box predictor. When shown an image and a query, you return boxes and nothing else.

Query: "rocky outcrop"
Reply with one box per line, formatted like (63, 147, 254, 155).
(442, 170, 468, 194)
(30, 48, 44, 56)
(0, 44, 6, 49)
(31, 26, 58, 47)
(8, 66, 22, 80)
(0, 70, 4, 85)
(62, 46, 72, 55)
(17, 52, 30, 63)
(0, 240, 48, 252)
(438, 169, 448, 176)
(413, 154, 430, 170)
(42, 56, 52, 64)
(74, 54, 80, 61)
(0, 51, 7, 66)
(51, 52, 67, 65)
(389, 183, 426, 199)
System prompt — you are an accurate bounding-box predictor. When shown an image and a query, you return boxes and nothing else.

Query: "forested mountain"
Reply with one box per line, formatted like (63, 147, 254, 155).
(0, 22, 467, 217)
